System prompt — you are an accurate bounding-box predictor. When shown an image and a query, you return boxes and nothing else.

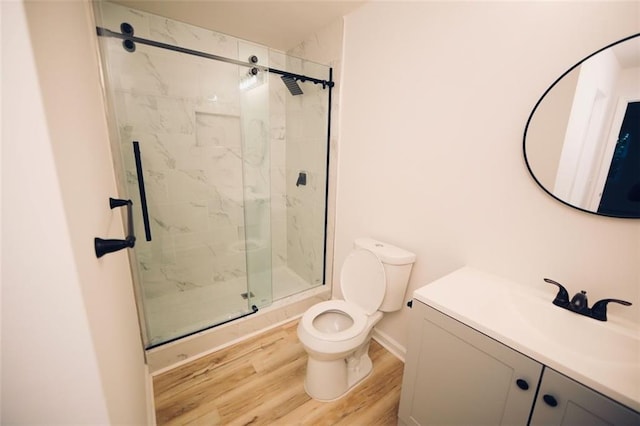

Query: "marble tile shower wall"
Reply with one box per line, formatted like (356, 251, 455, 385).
(287, 22, 344, 287)
(268, 51, 327, 286)
(284, 57, 328, 286)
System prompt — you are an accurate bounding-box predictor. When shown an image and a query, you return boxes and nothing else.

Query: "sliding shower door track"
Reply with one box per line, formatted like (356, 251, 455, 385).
(96, 27, 334, 89)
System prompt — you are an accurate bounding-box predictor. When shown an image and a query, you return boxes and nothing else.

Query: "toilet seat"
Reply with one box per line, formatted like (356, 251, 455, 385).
(301, 300, 368, 342)
(301, 248, 386, 342)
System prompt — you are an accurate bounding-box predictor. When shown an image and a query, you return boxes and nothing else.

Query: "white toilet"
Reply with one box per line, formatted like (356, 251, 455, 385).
(297, 238, 416, 401)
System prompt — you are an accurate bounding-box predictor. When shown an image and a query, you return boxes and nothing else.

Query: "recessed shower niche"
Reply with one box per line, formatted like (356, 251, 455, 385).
(93, 1, 333, 348)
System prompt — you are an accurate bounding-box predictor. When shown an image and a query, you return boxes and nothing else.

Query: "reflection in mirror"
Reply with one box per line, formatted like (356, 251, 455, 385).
(524, 33, 640, 218)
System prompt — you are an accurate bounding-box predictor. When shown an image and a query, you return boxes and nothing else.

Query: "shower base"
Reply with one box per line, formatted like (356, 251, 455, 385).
(144, 266, 327, 371)
(147, 284, 329, 373)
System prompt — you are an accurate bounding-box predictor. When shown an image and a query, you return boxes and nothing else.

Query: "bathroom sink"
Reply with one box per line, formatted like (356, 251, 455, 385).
(413, 267, 640, 412)
(507, 287, 640, 365)
(414, 268, 639, 367)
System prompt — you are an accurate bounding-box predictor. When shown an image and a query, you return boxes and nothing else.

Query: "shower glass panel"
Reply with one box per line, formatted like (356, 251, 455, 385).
(268, 51, 330, 298)
(95, 3, 271, 348)
(93, 1, 331, 349)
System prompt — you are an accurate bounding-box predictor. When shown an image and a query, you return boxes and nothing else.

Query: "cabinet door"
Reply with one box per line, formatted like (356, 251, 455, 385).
(399, 301, 543, 426)
(530, 368, 640, 426)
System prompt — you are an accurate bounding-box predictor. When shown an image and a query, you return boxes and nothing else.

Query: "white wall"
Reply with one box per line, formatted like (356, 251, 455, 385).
(1, 0, 149, 423)
(525, 69, 578, 191)
(337, 1, 640, 353)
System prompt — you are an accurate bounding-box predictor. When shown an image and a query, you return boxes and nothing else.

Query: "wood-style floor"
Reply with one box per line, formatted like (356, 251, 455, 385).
(153, 319, 405, 425)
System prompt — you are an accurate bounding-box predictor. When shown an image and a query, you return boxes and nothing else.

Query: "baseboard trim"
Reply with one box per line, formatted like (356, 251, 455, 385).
(372, 328, 406, 363)
(145, 365, 156, 425)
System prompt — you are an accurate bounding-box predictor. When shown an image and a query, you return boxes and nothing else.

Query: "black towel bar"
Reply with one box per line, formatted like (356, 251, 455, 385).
(94, 197, 135, 258)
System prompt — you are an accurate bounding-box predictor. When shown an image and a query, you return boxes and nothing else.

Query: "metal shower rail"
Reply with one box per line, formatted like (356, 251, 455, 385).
(95, 26, 334, 89)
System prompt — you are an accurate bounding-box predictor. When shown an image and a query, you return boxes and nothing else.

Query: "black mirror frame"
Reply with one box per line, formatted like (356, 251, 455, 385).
(523, 32, 640, 219)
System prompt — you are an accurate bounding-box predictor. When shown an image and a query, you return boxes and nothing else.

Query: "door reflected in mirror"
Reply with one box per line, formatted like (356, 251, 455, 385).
(524, 33, 640, 218)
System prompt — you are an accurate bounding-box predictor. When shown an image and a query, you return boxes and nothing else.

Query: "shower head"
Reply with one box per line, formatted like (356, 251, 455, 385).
(281, 75, 303, 96)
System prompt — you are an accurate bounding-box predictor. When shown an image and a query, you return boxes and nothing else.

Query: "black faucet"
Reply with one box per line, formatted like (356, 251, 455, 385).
(543, 278, 632, 321)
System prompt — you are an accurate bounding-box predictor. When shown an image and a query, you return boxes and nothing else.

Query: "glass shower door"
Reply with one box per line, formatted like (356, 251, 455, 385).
(94, 2, 272, 348)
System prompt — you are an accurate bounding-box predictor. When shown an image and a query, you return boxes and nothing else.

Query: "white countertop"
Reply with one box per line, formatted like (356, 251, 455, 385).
(413, 266, 640, 413)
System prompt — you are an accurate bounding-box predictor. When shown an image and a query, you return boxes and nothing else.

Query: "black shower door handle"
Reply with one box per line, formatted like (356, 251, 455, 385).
(133, 141, 152, 241)
(94, 198, 135, 258)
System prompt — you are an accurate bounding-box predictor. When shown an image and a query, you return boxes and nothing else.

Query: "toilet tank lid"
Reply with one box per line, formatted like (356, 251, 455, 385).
(354, 238, 416, 265)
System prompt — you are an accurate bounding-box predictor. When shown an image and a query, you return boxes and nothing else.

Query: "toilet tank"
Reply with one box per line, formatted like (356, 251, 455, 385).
(354, 238, 416, 312)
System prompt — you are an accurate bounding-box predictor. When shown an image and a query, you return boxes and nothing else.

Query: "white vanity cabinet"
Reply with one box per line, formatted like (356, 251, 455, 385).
(398, 299, 640, 425)
(398, 299, 542, 425)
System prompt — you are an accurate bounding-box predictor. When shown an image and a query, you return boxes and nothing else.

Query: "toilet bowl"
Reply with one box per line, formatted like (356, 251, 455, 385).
(297, 238, 415, 401)
(299, 300, 383, 358)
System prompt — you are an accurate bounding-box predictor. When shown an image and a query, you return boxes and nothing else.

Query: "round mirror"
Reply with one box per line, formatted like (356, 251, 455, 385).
(524, 33, 640, 219)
